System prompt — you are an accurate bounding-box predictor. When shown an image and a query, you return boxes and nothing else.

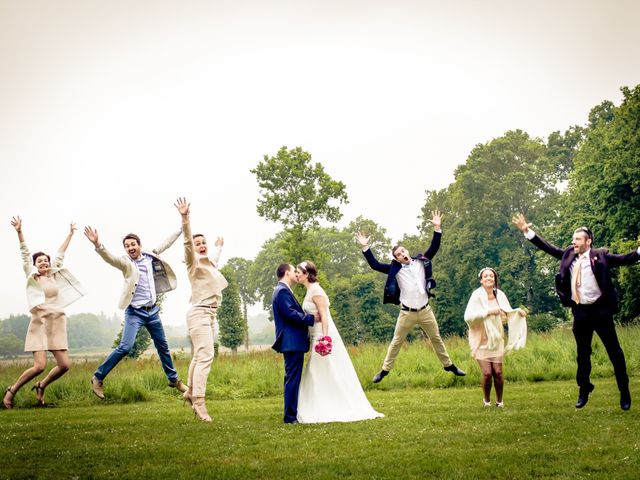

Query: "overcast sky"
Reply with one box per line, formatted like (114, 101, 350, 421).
(1, 0, 639, 327)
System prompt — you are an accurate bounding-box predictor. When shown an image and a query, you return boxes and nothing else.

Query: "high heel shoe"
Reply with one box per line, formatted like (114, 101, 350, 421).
(483, 400, 491, 408)
(192, 400, 212, 423)
(2, 386, 16, 409)
(496, 401, 504, 408)
(31, 382, 45, 407)
(182, 390, 193, 407)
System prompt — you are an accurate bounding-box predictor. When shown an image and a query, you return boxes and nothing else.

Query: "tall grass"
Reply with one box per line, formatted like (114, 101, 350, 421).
(1, 325, 639, 407)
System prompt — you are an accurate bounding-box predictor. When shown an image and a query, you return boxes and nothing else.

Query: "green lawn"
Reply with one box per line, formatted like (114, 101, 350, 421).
(1, 378, 638, 480)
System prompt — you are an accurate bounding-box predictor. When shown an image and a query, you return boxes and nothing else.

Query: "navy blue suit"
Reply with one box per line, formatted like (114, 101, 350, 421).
(271, 282, 315, 423)
(362, 231, 441, 305)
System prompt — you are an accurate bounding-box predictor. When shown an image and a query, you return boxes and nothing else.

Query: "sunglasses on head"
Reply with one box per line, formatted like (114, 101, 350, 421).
(575, 227, 593, 240)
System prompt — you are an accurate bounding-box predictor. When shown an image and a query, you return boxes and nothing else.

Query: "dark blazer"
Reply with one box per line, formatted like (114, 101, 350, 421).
(530, 233, 640, 314)
(362, 231, 441, 305)
(271, 282, 316, 353)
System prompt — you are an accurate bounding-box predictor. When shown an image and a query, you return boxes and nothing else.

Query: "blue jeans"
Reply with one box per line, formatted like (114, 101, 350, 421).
(94, 305, 178, 382)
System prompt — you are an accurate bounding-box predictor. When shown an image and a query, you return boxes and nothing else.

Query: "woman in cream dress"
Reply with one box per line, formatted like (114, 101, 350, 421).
(175, 198, 228, 422)
(295, 260, 383, 423)
(2, 217, 86, 409)
(464, 267, 527, 408)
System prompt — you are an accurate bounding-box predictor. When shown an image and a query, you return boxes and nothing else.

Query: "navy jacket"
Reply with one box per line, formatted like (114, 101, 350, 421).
(362, 231, 441, 305)
(530, 233, 639, 314)
(271, 282, 315, 353)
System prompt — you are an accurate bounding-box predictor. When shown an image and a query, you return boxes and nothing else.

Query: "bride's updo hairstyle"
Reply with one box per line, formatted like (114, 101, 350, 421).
(297, 260, 318, 283)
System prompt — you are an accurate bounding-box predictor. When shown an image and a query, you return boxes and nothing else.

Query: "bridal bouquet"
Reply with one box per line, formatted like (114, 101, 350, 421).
(314, 336, 333, 356)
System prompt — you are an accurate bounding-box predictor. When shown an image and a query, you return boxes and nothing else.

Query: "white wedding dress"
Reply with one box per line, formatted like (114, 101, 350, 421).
(297, 282, 384, 423)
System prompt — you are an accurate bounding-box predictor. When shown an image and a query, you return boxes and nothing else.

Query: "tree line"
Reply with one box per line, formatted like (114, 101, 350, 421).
(4, 85, 638, 355)
(222, 84, 640, 343)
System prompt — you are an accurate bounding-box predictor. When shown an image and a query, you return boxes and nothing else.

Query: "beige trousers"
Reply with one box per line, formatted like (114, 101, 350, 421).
(382, 305, 452, 371)
(186, 305, 218, 398)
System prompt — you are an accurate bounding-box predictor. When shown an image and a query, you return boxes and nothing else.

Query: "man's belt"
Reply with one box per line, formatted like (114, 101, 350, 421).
(401, 303, 428, 312)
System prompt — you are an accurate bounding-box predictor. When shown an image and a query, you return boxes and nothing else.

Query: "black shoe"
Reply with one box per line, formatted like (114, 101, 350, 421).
(620, 390, 631, 411)
(444, 364, 466, 376)
(372, 369, 389, 383)
(576, 384, 595, 409)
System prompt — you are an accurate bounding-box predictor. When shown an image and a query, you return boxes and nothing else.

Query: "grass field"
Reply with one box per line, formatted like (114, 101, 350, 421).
(1, 326, 639, 479)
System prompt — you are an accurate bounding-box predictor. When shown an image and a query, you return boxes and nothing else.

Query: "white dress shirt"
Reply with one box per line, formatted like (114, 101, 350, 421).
(570, 250, 602, 304)
(524, 229, 606, 305)
(396, 260, 429, 309)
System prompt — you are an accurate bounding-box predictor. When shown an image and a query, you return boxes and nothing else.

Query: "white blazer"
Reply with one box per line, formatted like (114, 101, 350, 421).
(94, 229, 181, 310)
(21, 242, 87, 311)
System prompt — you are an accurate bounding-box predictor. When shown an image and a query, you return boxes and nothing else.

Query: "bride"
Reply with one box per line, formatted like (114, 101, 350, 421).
(295, 260, 384, 423)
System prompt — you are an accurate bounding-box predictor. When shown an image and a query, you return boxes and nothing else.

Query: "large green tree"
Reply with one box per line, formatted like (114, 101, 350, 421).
(560, 85, 640, 323)
(417, 129, 577, 335)
(251, 146, 348, 266)
(251, 146, 349, 231)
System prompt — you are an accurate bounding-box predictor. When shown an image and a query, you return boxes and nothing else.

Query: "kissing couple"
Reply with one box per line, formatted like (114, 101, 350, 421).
(271, 261, 384, 424)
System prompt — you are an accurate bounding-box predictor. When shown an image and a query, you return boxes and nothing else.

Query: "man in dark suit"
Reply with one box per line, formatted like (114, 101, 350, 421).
(513, 213, 640, 410)
(271, 263, 317, 424)
(356, 210, 465, 384)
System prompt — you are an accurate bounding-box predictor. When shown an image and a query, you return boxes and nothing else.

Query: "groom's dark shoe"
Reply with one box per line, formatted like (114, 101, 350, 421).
(372, 369, 389, 383)
(575, 384, 595, 409)
(444, 364, 466, 376)
(620, 389, 631, 411)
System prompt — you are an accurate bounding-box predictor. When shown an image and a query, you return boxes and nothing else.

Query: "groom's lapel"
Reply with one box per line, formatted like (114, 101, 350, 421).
(278, 282, 303, 311)
(286, 286, 304, 311)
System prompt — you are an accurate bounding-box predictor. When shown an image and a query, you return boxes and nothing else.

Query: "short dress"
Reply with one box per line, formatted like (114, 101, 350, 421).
(24, 275, 68, 352)
(467, 298, 504, 363)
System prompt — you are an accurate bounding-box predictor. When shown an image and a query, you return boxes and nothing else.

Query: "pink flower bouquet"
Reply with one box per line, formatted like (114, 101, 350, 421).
(314, 336, 333, 356)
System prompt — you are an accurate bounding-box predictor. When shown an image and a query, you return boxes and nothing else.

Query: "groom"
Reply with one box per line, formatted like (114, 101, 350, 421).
(271, 263, 318, 424)
(271, 263, 320, 423)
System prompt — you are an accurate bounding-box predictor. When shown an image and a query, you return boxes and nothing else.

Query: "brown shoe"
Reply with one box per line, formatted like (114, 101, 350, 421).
(91, 376, 105, 399)
(168, 379, 188, 393)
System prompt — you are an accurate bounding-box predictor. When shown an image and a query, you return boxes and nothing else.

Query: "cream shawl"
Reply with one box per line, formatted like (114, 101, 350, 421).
(464, 287, 527, 353)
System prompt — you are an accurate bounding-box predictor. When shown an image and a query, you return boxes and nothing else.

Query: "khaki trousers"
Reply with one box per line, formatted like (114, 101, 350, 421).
(382, 305, 452, 371)
(186, 305, 218, 398)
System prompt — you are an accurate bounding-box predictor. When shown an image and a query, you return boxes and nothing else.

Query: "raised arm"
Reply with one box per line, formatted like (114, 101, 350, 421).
(211, 237, 224, 266)
(511, 213, 532, 235)
(604, 249, 640, 268)
(175, 197, 195, 268)
(153, 227, 182, 255)
(12, 216, 31, 276)
(11, 216, 24, 244)
(52, 222, 77, 268)
(84, 226, 130, 272)
(423, 210, 443, 259)
(512, 213, 564, 260)
(356, 231, 391, 274)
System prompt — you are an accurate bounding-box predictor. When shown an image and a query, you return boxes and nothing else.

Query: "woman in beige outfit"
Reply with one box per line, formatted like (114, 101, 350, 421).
(2, 217, 86, 409)
(464, 267, 527, 408)
(175, 198, 228, 422)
